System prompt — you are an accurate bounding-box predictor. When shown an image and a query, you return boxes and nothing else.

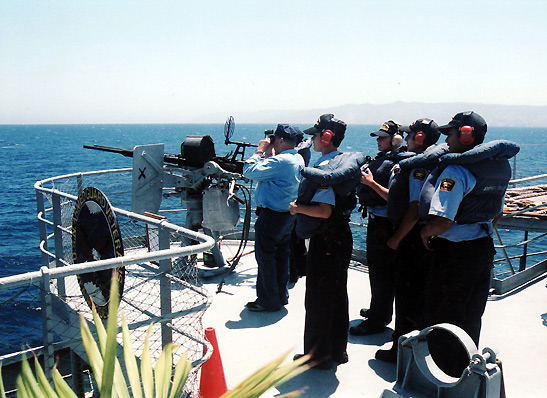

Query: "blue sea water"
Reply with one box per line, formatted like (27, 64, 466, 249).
(0, 123, 545, 353)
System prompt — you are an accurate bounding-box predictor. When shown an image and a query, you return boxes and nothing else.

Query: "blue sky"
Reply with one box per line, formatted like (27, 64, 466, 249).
(1, 0, 546, 124)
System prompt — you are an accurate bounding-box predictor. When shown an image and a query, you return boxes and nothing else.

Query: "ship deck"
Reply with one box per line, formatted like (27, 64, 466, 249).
(202, 240, 547, 398)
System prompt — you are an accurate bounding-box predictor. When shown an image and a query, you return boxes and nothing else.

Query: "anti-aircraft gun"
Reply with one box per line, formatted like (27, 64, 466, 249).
(84, 116, 255, 276)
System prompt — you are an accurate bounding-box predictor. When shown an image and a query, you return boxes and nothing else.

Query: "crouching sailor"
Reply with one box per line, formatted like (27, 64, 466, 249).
(418, 111, 520, 377)
(290, 115, 364, 370)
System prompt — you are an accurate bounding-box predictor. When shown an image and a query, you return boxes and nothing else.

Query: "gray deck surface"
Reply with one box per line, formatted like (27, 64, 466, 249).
(202, 241, 547, 397)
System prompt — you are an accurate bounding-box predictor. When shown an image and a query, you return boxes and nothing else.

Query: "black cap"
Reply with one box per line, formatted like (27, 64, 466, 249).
(401, 118, 441, 146)
(274, 124, 303, 143)
(324, 117, 347, 146)
(438, 111, 487, 136)
(304, 113, 334, 135)
(370, 120, 401, 137)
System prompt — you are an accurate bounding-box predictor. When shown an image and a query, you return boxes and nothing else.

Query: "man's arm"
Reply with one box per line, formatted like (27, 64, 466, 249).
(289, 201, 332, 219)
(387, 201, 420, 250)
(420, 215, 453, 249)
(361, 168, 389, 200)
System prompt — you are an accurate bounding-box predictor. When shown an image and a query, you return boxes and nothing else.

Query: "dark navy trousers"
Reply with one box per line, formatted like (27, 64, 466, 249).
(254, 208, 295, 310)
(304, 223, 352, 360)
(366, 214, 397, 325)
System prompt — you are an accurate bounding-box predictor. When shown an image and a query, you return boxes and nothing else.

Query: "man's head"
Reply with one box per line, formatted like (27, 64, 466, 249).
(438, 111, 487, 153)
(401, 118, 440, 152)
(370, 120, 403, 150)
(303, 113, 334, 136)
(271, 124, 303, 153)
(305, 114, 347, 152)
(310, 117, 347, 151)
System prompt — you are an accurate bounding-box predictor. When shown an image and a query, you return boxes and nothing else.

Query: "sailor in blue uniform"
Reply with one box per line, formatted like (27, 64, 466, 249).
(290, 115, 359, 369)
(351, 120, 405, 336)
(243, 124, 305, 312)
(418, 111, 518, 376)
(374, 118, 443, 362)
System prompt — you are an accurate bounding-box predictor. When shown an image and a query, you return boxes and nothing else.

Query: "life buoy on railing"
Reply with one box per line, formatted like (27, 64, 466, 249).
(72, 186, 125, 319)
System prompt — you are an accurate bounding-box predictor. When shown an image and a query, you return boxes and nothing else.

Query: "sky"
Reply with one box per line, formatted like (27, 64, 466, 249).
(1, 0, 547, 124)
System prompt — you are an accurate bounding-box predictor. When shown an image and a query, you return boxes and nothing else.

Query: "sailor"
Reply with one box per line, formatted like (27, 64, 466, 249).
(374, 118, 444, 362)
(418, 111, 518, 376)
(289, 134, 314, 283)
(243, 124, 305, 312)
(290, 115, 361, 369)
(350, 120, 405, 336)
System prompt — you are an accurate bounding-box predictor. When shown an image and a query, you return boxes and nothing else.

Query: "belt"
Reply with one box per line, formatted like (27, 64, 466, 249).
(256, 206, 290, 214)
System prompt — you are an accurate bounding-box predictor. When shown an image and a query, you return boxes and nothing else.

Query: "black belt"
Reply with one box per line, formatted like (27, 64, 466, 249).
(256, 206, 290, 215)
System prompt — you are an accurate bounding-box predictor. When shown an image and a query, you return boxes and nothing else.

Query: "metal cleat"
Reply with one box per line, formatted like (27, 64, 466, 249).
(381, 323, 502, 398)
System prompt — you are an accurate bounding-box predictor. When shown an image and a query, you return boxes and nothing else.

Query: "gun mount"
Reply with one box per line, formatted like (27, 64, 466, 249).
(84, 117, 254, 277)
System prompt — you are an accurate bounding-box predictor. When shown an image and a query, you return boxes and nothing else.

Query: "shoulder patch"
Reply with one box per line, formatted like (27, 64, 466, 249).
(439, 178, 456, 192)
(412, 168, 427, 181)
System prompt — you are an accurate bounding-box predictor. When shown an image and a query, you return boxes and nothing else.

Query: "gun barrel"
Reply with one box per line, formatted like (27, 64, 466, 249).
(83, 145, 134, 158)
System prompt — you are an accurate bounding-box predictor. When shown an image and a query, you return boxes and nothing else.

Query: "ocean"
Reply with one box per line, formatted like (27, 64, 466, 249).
(0, 123, 546, 354)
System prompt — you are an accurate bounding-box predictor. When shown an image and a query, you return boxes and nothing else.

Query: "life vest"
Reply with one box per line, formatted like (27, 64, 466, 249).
(419, 140, 519, 224)
(387, 144, 449, 223)
(356, 150, 411, 207)
(295, 152, 366, 239)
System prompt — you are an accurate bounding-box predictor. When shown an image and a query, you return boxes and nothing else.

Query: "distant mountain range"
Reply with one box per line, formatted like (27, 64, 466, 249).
(196, 101, 547, 127)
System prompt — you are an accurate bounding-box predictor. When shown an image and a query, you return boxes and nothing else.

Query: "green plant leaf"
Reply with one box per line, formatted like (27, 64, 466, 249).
(52, 367, 78, 398)
(154, 342, 176, 398)
(80, 313, 104, 386)
(122, 314, 142, 398)
(168, 351, 191, 398)
(141, 323, 154, 398)
(100, 273, 121, 398)
(15, 375, 30, 398)
(32, 355, 59, 398)
(0, 363, 7, 398)
(19, 354, 42, 398)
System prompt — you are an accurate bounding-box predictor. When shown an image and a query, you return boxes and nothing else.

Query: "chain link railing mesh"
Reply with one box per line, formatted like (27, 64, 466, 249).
(0, 169, 210, 397)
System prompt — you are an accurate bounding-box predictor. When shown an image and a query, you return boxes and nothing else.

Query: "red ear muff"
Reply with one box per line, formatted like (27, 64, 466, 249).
(459, 125, 474, 145)
(414, 131, 426, 147)
(320, 129, 333, 146)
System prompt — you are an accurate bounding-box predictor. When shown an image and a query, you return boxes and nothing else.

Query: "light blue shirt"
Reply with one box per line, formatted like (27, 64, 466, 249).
(409, 167, 429, 203)
(309, 151, 338, 206)
(243, 149, 304, 212)
(429, 164, 493, 241)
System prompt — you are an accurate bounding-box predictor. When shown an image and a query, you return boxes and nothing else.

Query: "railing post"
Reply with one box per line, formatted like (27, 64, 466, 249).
(40, 266, 55, 380)
(158, 223, 172, 347)
(52, 192, 66, 296)
(35, 189, 50, 268)
(519, 230, 529, 272)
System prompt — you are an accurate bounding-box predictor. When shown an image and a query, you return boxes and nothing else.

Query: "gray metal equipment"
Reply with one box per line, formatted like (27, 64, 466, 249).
(381, 323, 502, 398)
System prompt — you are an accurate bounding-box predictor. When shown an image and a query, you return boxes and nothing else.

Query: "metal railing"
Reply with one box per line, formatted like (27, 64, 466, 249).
(0, 168, 216, 395)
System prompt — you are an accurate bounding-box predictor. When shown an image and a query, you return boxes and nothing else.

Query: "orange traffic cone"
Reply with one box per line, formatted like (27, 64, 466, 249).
(199, 327, 228, 398)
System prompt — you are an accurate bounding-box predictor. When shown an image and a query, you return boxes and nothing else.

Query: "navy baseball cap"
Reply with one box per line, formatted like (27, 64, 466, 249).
(274, 124, 303, 143)
(303, 113, 334, 135)
(438, 111, 487, 136)
(370, 120, 401, 137)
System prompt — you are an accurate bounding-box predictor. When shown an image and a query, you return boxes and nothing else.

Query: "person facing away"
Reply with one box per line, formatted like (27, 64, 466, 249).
(418, 111, 517, 377)
(373, 118, 443, 363)
(243, 124, 305, 312)
(290, 114, 358, 370)
(351, 120, 405, 336)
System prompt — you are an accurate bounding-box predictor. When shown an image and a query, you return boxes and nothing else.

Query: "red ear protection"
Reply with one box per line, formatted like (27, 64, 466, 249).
(320, 129, 334, 146)
(414, 131, 426, 147)
(459, 125, 474, 145)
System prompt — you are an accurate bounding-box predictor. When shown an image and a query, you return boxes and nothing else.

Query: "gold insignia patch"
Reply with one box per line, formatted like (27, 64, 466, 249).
(440, 178, 456, 192)
(413, 168, 427, 181)
(380, 123, 390, 132)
